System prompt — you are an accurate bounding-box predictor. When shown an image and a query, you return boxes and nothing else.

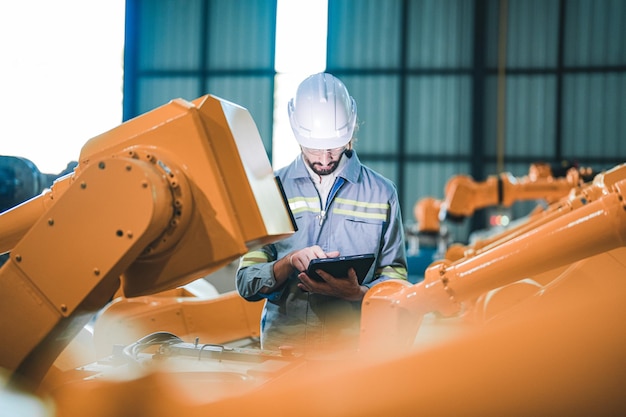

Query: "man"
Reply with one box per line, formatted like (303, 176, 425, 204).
(236, 73, 407, 354)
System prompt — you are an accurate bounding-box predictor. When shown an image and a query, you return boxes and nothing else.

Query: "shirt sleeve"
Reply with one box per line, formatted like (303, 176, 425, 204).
(369, 190, 408, 287)
(235, 244, 282, 301)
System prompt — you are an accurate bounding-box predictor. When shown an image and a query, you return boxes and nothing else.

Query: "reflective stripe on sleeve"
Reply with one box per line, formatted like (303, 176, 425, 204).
(240, 250, 272, 268)
(376, 265, 408, 281)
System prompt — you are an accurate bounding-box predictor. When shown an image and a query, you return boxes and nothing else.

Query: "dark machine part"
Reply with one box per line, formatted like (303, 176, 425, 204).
(0, 156, 78, 212)
(0, 156, 45, 213)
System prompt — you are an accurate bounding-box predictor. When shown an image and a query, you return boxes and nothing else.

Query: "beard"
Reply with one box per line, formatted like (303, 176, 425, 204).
(305, 157, 341, 176)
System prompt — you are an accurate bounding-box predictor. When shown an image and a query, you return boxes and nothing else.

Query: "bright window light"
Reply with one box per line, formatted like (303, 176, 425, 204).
(272, 0, 328, 170)
(274, 0, 328, 74)
(0, 1, 324, 173)
(0, 0, 125, 174)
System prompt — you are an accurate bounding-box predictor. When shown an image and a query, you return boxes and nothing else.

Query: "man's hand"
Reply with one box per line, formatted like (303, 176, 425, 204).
(288, 245, 339, 273)
(297, 267, 367, 302)
(264, 245, 340, 294)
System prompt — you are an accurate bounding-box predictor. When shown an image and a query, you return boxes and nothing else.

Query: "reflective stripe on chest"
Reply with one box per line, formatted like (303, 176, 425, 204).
(288, 197, 320, 214)
(332, 197, 389, 221)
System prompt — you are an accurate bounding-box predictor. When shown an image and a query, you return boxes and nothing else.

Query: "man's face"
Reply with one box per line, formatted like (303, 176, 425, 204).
(301, 146, 346, 176)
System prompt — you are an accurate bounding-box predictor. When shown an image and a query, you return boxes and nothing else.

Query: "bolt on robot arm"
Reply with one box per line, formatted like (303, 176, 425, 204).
(0, 95, 296, 384)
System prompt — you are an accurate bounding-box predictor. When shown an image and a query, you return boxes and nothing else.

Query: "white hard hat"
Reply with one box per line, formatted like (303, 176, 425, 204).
(288, 73, 357, 149)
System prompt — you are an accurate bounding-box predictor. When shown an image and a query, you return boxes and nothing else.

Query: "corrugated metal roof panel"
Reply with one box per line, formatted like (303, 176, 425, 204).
(407, 0, 474, 68)
(485, 0, 559, 68)
(340, 75, 401, 155)
(327, 0, 402, 68)
(138, 0, 203, 70)
(405, 75, 472, 155)
(483, 74, 557, 158)
(562, 73, 626, 159)
(207, 0, 276, 69)
(564, 0, 626, 66)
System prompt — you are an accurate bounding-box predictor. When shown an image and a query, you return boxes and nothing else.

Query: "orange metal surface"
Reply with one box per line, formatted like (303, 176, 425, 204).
(413, 163, 589, 238)
(362, 163, 626, 351)
(0, 177, 68, 255)
(37, 162, 626, 417)
(0, 157, 172, 380)
(413, 196, 441, 233)
(0, 94, 624, 415)
(442, 163, 585, 218)
(48, 247, 626, 417)
(78, 95, 294, 297)
(91, 290, 264, 359)
(0, 95, 294, 386)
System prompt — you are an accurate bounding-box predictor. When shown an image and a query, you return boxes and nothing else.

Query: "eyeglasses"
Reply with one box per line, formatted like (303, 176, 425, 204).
(301, 146, 346, 157)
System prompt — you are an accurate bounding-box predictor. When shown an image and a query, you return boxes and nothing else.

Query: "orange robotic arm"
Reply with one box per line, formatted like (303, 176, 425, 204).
(362, 163, 626, 352)
(440, 163, 586, 221)
(0, 95, 295, 384)
(413, 197, 442, 234)
(411, 163, 587, 241)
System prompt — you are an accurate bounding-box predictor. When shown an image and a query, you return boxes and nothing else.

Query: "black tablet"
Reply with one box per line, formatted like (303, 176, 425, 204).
(306, 254, 375, 284)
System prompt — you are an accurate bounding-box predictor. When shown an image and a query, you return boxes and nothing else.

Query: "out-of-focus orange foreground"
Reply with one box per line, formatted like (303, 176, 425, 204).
(1, 95, 624, 417)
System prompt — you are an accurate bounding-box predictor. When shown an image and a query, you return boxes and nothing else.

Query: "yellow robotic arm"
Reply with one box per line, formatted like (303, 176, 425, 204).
(412, 163, 589, 236)
(0, 95, 295, 384)
(440, 162, 587, 221)
(413, 197, 441, 234)
(363, 163, 626, 352)
(12, 163, 626, 417)
(39, 162, 626, 417)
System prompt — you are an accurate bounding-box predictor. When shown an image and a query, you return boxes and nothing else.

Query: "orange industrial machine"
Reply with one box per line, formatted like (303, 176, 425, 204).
(406, 163, 593, 279)
(1, 95, 625, 416)
(49, 162, 626, 417)
(411, 162, 594, 262)
(0, 95, 295, 387)
(362, 163, 626, 349)
(439, 162, 591, 222)
(414, 162, 592, 235)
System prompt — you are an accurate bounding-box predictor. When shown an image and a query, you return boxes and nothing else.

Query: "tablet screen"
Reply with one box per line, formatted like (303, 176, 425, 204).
(306, 254, 375, 284)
